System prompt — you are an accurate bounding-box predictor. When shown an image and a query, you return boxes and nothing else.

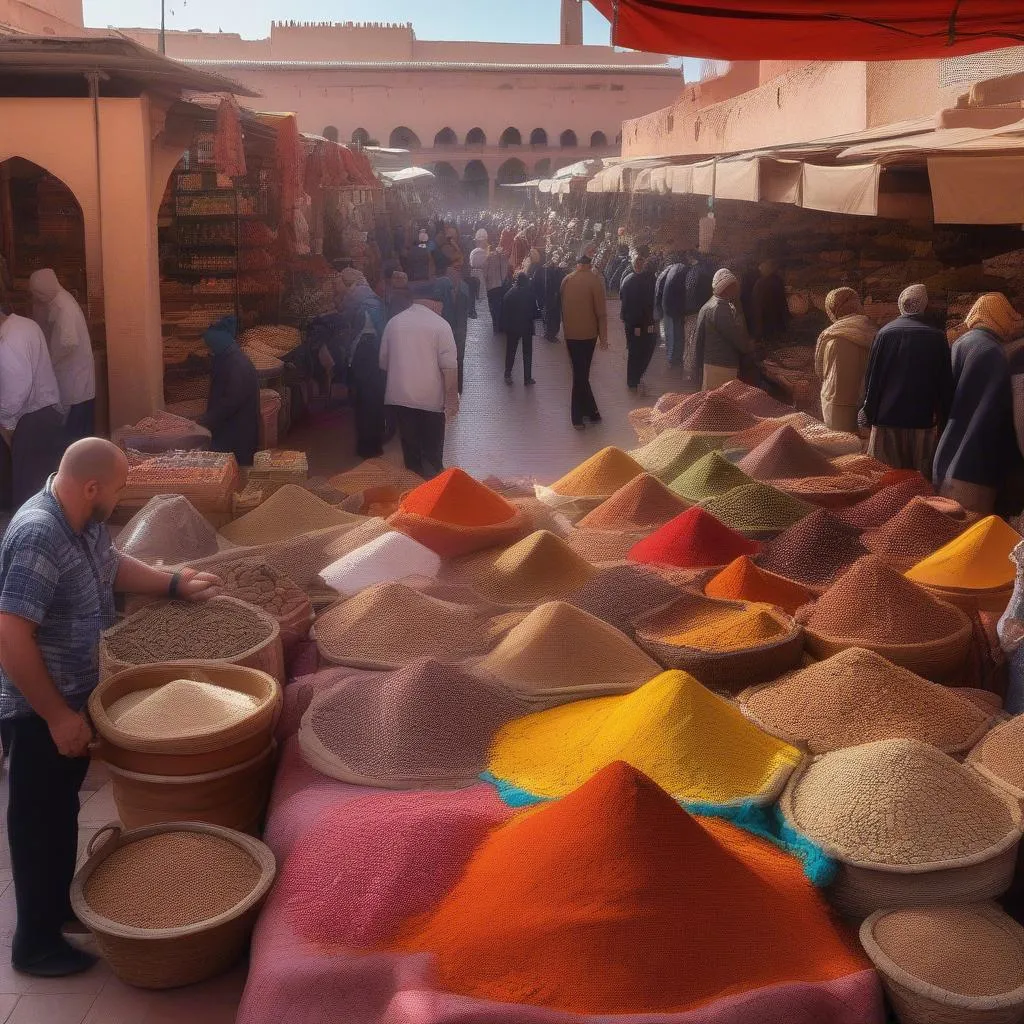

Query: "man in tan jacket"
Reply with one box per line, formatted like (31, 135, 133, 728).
(560, 251, 608, 429)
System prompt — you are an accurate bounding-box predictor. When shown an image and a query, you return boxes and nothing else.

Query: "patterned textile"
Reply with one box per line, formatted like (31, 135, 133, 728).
(0, 478, 120, 717)
(867, 426, 937, 480)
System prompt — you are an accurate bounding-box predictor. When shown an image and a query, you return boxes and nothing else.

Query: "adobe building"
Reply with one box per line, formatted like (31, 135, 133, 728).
(118, 0, 682, 199)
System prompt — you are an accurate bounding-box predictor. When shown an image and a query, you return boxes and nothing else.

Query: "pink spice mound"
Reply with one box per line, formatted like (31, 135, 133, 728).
(282, 786, 509, 948)
(628, 507, 760, 569)
(837, 472, 934, 529)
(737, 425, 842, 481)
(680, 394, 761, 434)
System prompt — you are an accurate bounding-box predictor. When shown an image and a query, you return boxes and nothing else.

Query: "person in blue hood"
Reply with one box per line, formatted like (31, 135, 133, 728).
(198, 315, 260, 466)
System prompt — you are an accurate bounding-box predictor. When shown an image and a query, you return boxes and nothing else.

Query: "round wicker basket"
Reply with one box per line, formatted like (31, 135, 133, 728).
(89, 662, 282, 776)
(635, 594, 804, 693)
(71, 821, 276, 989)
(780, 758, 1023, 920)
(802, 598, 973, 684)
(107, 742, 276, 833)
(860, 904, 1024, 1024)
(99, 596, 285, 685)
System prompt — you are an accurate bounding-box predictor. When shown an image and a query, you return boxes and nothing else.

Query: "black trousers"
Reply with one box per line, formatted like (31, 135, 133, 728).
(11, 405, 64, 510)
(349, 337, 386, 459)
(64, 399, 96, 445)
(486, 287, 505, 331)
(504, 333, 533, 382)
(392, 405, 446, 480)
(566, 339, 600, 426)
(544, 303, 561, 341)
(626, 324, 658, 387)
(7, 715, 90, 963)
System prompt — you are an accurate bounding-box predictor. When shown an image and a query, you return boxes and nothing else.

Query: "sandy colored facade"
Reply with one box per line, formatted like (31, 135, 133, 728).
(0, 0, 82, 34)
(622, 53, 1024, 158)
(119, 17, 682, 195)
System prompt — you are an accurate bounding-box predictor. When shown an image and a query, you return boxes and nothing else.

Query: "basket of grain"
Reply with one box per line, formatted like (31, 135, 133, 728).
(99, 596, 285, 685)
(968, 715, 1024, 811)
(634, 591, 804, 693)
(89, 662, 282, 775)
(71, 821, 276, 989)
(106, 742, 276, 833)
(780, 739, 1023, 920)
(860, 903, 1024, 1024)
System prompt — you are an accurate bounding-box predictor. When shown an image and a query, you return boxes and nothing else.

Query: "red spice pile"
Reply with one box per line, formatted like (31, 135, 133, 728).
(386, 761, 869, 1016)
(400, 468, 516, 526)
(627, 507, 760, 569)
(706, 556, 813, 615)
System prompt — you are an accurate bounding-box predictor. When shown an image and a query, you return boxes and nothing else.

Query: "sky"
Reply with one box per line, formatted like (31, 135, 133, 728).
(85, 0, 618, 45)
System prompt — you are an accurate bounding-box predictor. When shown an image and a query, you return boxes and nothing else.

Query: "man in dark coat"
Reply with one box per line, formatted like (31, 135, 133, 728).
(655, 254, 688, 369)
(860, 284, 953, 480)
(541, 256, 567, 342)
(620, 251, 659, 391)
(198, 315, 260, 466)
(501, 273, 538, 386)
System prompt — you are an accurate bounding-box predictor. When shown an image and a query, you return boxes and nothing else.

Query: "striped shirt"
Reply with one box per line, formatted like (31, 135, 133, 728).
(0, 478, 120, 719)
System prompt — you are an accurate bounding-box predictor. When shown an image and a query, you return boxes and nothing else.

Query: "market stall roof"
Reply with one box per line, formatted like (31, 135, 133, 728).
(381, 166, 436, 185)
(0, 35, 258, 97)
(587, 1, 1024, 62)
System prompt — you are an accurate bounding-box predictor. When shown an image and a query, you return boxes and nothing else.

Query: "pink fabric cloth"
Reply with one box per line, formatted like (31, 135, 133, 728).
(239, 738, 884, 1024)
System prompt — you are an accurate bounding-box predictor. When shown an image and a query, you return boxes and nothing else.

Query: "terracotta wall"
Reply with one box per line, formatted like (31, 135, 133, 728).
(622, 57, 982, 159)
(0, 0, 83, 33)
(0, 96, 173, 426)
(623, 62, 868, 157)
(120, 23, 669, 66)
(199, 64, 680, 163)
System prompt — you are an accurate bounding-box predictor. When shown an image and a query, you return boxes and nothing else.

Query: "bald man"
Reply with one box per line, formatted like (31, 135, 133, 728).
(0, 438, 220, 977)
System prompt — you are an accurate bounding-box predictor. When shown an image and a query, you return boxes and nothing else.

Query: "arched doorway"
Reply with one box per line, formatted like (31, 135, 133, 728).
(534, 157, 552, 177)
(389, 126, 421, 150)
(590, 130, 608, 148)
(466, 127, 487, 147)
(434, 127, 457, 148)
(496, 157, 528, 185)
(463, 160, 489, 202)
(560, 129, 578, 149)
(0, 157, 88, 315)
(351, 127, 370, 147)
(432, 162, 459, 184)
(499, 127, 522, 149)
(530, 128, 548, 147)
(323, 126, 339, 143)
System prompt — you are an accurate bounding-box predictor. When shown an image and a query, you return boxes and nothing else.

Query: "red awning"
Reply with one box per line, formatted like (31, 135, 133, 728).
(588, 1, 1024, 61)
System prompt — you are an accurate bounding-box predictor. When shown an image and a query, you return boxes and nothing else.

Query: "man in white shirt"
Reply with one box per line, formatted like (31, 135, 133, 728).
(29, 270, 96, 443)
(379, 282, 460, 479)
(0, 308, 65, 510)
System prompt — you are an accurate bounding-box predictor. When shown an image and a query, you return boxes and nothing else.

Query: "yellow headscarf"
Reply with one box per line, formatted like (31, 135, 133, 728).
(964, 292, 1024, 342)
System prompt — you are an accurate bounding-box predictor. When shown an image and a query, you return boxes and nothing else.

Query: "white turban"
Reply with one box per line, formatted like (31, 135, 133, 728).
(474, 229, 488, 243)
(712, 268, 738, 296)
(898, 284, 928, 316)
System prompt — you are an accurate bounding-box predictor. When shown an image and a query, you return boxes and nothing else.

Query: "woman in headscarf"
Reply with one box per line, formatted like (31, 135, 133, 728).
(28, 269, 96, 442)
(814, 287, 876, 433)
(933, 292, 1024, 514)
(198, 315, 260, 466)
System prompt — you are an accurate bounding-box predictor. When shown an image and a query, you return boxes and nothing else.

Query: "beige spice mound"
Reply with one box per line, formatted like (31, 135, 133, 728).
(742, 648, 993, 755)
(108, 680, 259, 741)
(105, 601, 271, 664)
(219, 485, 363, 546)
(789, 738, 1015, 866)
(873, 905, 1024, 997)
(85, 832, 261, 928)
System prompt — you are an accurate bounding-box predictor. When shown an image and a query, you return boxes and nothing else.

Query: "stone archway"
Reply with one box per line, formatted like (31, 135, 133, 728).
(466, 127, 487, 146)
(496, 157, 528, 185)
(499, 127, 522, 149)
(434, 127, 457, 148)
(463, 159, 489, 201)
(560, 129, 578, 149)
(389, 126, 421, 150)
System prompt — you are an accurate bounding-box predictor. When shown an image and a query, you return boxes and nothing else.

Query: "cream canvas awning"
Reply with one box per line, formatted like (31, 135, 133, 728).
(801, 163, 881, 216)
(928, 155, 1024, 223)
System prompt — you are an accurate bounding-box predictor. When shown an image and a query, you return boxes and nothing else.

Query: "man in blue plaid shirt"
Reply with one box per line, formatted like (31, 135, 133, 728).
(0, 438, 220, 978)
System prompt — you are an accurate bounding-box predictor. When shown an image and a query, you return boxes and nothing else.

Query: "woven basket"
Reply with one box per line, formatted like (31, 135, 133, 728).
(860, 905, 1024, 1024)
(89, 662, 282, 776)
(921, 583, 1014, 618)
(634, 593, 805, 693)
(780, 759, 1023, 920)
(100, 596, 285, 685)
(71, 821, 276, 989)
(107, 742, 276, 833)
(803, 601, 973, 684)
